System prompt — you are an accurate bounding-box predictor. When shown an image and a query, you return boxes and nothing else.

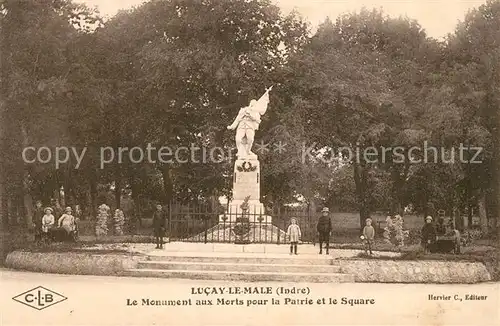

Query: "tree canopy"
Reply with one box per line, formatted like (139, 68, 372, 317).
(1, 0, 498, 232)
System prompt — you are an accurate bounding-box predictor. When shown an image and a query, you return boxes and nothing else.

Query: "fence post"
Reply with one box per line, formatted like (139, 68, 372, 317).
(204, 203, 208, 244)
(277, 205, 281, 245)
(168, 201, 172, 243)
(204, 219, 207, 243)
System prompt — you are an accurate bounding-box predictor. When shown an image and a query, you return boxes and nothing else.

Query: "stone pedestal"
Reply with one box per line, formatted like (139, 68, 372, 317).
(219, 158, 271, 224)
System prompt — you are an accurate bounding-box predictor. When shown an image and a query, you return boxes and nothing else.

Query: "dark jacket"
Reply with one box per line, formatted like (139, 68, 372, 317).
(152, 210, 166, 231)
(52, 205, 63, 220)
(33, 207, 44, 229)
(317, 215, 332, 234)
(421, 223, 436, 244)
(436, 220, 446, 236)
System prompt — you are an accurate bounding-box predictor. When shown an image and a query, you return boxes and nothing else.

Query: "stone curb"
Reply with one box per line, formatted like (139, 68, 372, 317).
(5, 250, 493, 283)
(5, 251, 142, 276)
(337, 259, 492, 283)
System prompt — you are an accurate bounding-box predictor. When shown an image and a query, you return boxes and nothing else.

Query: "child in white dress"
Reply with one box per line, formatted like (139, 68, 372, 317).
(286, 218, 301, 255)
(58, 206, 77, 237)
(41, 207, 55, 243)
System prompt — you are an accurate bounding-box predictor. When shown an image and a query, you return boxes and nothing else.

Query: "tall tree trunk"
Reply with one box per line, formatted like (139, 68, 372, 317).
(478, 191, 488, 233)
(0, 99, 8, 227)
(113, 162, 122, 209)
(24, 192, 33, 228)
(1, 183, 8, 227)
(353, 161, 370, 229)
(84, 185, 92, 221)
(390, 162, 409, 216)
(130, 173, 142, 228)
(0, 0, 11, 229)
(89, 170, 97, 219)
(14, 154, 24, 226)
(18, 124, 30, 227)
(160, 165, 174, 204)
(493, 98, 500, 274)
(63, 163, 73, 207)
(115, 181, 122, 209)
(8, 195, 16, 226)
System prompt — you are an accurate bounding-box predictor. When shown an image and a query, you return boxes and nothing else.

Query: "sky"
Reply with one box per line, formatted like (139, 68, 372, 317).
(79, 0, 489, 40)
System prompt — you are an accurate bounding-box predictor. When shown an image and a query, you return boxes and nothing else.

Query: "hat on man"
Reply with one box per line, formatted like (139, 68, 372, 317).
(65, 206, 72, 212)
(321, 207, 329, 213)
(44, 207, 53, 213)
(425, 215, 433, 221)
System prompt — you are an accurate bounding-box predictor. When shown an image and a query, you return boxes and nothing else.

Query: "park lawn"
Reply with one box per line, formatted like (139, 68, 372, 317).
(329, 212, 422, 229)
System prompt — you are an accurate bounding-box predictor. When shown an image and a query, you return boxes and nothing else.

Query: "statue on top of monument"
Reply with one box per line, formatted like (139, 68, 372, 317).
(227, 86, 273, 159)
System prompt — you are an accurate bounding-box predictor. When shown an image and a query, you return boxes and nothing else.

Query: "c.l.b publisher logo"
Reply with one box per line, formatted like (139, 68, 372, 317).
(13, 286, 67, 310)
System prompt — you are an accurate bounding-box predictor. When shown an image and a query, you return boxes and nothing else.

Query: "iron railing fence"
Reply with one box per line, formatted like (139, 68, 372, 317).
(167, 202, 318, 244)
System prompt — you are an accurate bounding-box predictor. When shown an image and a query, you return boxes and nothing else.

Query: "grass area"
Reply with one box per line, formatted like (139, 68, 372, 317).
(0, 229, 152, 264)
(3, 238, 147, 255)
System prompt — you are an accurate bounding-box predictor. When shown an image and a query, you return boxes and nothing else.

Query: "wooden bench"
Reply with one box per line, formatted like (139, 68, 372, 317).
(430, 234, 461, 254)
(47, 226, 79, 243)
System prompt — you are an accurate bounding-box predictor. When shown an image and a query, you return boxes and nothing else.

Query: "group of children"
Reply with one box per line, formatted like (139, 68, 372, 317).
(286, 211, 375, 255)
(33, 200, 78, 244)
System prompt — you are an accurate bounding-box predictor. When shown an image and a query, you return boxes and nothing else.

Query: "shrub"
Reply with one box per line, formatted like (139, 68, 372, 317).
(113, 209, 125, 235)
(461, 229, 486, 246)
(95, 204, 110, 236)
(407, 229, 422, 245)
(383, 215, 409, 247)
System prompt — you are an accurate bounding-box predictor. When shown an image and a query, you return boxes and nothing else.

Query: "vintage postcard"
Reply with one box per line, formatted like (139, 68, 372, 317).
(1, 0, 499, 325)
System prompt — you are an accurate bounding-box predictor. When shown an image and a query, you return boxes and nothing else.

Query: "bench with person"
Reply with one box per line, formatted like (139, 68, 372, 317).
(422, 213, 461, 254)
(36, 205, 79, 244)
(433, 215, 461, 254)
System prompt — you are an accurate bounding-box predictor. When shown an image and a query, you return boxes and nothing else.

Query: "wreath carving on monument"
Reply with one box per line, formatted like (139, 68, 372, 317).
(236, 161, 257, 172)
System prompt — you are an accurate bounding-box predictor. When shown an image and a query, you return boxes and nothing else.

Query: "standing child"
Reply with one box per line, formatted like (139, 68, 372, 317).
(361, 218, 375, 255)
(421, 216, 436, 253)
(152, 204, 166, 249)
(286, 218, 301, 255)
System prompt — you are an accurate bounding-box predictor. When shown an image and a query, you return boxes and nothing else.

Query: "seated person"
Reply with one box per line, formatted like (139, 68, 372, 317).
(41, 207, 55, 242)
(58, 206, 78, 241)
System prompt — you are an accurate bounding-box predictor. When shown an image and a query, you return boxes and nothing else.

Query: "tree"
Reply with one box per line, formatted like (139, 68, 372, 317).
(0, 0, 102, 226)
(445, 0, 499, 231)
(95, 0, 309, 206)
(282, 9, 440, 226)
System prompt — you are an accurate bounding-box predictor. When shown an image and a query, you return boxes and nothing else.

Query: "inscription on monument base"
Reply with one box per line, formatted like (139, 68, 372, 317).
(233, 160, 260, 201)
(221, 159, 269, 223)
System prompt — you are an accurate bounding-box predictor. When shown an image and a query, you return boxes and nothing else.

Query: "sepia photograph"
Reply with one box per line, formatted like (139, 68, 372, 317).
(0, 0, 499, 325)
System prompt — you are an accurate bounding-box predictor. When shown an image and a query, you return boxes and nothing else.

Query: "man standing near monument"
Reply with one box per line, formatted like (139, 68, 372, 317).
(32, 200, 44, 243)
(317, 207, 332, 255)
